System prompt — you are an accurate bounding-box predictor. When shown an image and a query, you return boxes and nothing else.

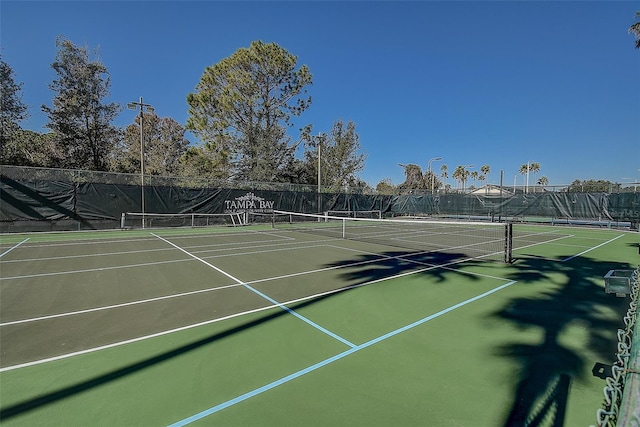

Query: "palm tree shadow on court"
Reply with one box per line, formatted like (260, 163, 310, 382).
(492, 254, 632, 427)
(324, 248, 488, 286)
(0, 248, 478, 421)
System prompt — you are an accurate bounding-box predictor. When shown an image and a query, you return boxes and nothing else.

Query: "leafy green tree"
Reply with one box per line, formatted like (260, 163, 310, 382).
(568, 179, 613, 193)
(304, 120, 366, 192)
(0, 57, 29, 162)
(398, 164, 425, 192)
(278, 157, 316, 185)
(630, 11, 640, 48)
(187, 40, 312, 182)
(178, 143, 228, 181)
(112, 113, 189, 176)
(376, 178, 396, 195)
(2, 130, 61, 167)
(349, 178, 375, 195)
(42, 37, 120, 171)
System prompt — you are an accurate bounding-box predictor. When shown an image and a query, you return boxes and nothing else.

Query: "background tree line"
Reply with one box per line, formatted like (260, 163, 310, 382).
(0, 38, 368, 191)
(3, 10, 640, 193)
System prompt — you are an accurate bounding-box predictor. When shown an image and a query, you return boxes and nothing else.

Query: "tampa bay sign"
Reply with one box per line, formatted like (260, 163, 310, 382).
(224, 192, 275, 213)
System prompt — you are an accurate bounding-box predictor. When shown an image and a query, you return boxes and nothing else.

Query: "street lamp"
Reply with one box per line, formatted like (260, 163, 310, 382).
(316, 133, 325, 213)
(525, 160, 535, 194)
(127, 97, 155, 228)
(427, 157, 442, 195)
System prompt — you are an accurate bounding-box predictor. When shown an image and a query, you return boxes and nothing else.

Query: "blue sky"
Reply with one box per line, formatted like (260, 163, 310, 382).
(2, 0, 639, 188)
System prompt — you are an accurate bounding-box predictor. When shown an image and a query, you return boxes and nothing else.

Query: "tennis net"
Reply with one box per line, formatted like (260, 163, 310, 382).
(249, 210, 513, 263)
(324, 210, 383, 219)
(121, 212, 244, 229)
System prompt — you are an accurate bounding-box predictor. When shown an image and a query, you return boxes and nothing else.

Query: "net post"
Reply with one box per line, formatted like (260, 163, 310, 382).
(342, 218, 346, 238)
(121, 212, 126, 229)
(504, 222, 513, 263)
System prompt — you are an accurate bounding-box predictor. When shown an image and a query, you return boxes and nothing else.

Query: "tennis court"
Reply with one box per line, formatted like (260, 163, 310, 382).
(0, 217, 638, 426)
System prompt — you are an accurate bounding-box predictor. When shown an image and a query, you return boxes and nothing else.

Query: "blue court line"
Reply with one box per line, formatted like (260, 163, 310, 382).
(0, 238, 29, 258)
(167, 280, 517, 427)
(243, 283, 357, 348)
(152, 233, 356, 347)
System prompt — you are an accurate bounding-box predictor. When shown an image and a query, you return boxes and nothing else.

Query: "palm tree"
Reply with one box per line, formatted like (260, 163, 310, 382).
(452, 166, 463, 191)
(480, 165, 491, 193)
(630, 11, 640, 49)
(440, 164, 448, 191)
(519, 164, 529, 191)
(538, 176, 549, 186)
(453, 165, 471, 192)
(480, 164, 491, 186)
(470, 171, 479, 189)
(529, 162, 541, 190)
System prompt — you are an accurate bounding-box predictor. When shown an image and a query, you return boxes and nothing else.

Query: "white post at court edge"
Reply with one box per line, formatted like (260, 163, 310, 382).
(127, 97, 155, 229)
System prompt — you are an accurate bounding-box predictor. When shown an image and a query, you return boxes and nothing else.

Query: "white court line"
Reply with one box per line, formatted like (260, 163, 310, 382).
(168, 280, 519, 426)
(330, 245, 513, 282)
(0, 232, 343, 280)
(510, 233, 625, 263)
(0, 241, 327, 265)
(0, 258, 193, 281)
(0, 238, 29, 258)
(0, 246, 178, 263)
(561, 234, 625, 262)
(0, 244, 431, 326)
(0, 238, 501, 372)
(3, 228, 625, 372)
(511, 233, 574, 253)
(1, 239, 514, 325)
(0, 282, 242, 327)
(151, 233, 357, 348)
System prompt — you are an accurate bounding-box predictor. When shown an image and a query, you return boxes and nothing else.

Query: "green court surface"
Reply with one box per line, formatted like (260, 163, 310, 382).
(0, 222, 638, 426)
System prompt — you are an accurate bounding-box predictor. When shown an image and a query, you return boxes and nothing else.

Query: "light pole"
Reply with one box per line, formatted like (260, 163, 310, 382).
(427, 157, 442, 195)
(317, 133, 325, 213)
(127, 97, 155, 228)
(525, 160, 535, 194)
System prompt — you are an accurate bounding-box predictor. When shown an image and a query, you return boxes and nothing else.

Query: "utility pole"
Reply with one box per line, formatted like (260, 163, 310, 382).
(127, 97, 155, 228)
